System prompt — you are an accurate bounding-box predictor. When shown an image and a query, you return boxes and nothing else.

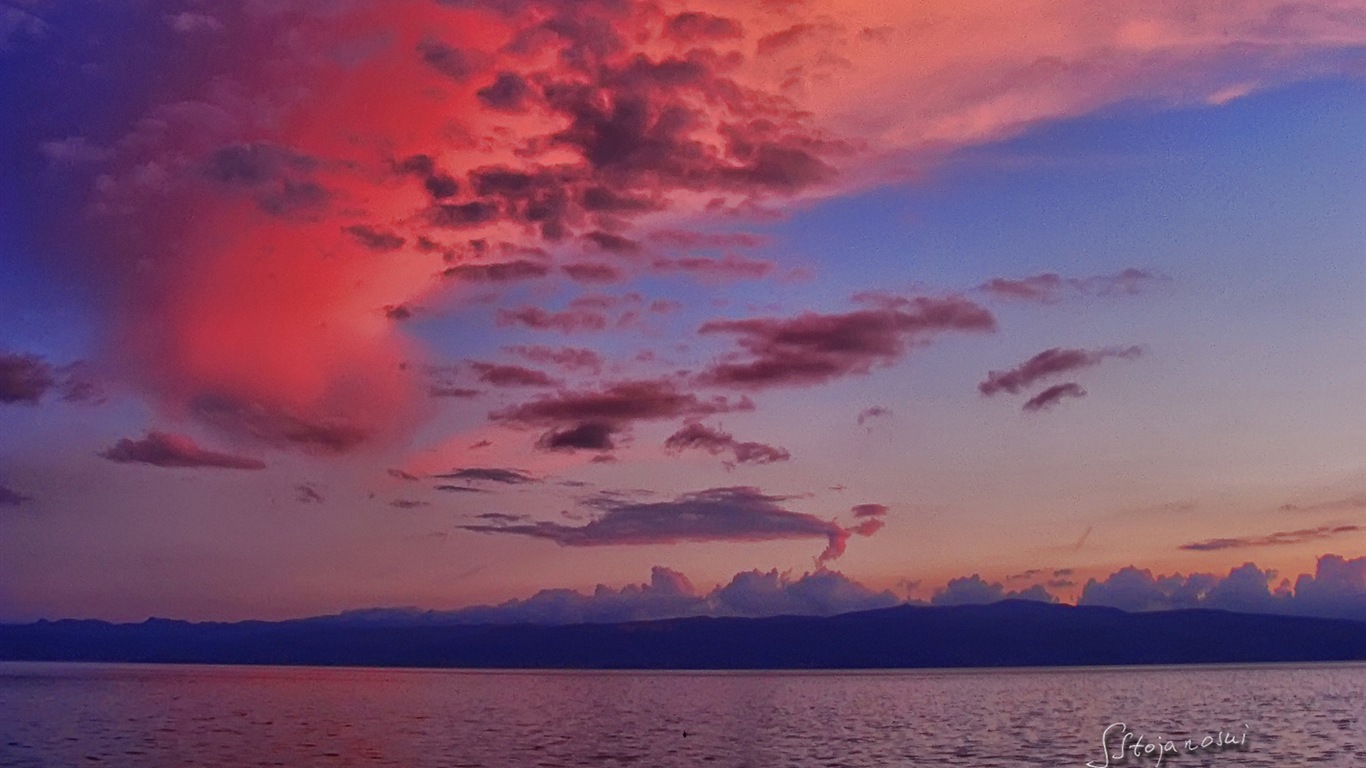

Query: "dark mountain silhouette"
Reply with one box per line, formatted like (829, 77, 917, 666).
(3, 601, 1365, 669)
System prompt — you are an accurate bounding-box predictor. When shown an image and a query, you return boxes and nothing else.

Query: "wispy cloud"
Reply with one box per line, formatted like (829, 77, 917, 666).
(1180, 524, 1362, 552)
(663, 421, 790, 466)
(698, 296, 995, 389)
(978, 269, 1168, 304)
(980, 346, 1142, 396)
(458, 486, 882, 565)
(1022, 382, 1087, 412)
(99, 432, 266, 470)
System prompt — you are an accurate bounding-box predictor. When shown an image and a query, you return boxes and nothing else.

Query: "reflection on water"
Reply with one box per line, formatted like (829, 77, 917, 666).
(1, 662, 1362, 766)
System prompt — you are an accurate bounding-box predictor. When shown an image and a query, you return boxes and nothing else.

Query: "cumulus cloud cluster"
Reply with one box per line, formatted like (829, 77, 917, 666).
(351, 554, 1366, 625)
(415, 566, 899, 625)
(1078, 556, 1366, 621)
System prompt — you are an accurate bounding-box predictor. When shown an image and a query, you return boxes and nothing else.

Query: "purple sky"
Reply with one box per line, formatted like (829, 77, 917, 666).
(1, 0, 1364, 622)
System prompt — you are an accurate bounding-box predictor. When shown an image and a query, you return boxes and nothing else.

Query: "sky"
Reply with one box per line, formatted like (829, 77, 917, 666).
(1, 0, 1364, 624)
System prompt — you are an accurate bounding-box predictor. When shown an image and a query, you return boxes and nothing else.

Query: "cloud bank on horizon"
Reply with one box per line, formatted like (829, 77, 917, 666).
(322, 553, 1366, 627)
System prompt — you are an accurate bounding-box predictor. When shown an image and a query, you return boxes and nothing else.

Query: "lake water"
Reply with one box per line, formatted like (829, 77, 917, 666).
(0, 662, 1361, 767)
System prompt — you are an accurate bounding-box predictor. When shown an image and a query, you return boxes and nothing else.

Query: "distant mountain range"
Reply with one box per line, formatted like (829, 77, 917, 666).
(3, 601, 1365, 669)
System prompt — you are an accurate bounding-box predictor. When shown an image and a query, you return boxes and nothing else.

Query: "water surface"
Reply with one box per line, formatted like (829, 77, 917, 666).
(1, 662, 1361, 766)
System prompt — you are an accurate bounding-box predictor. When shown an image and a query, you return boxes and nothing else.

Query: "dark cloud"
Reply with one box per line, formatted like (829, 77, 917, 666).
(396, 154, 437, 176)
(470, 362, 560, 388)
(384, 304, 415, 321)
(472, 511, 530, 524)
(429, 386, 482, 399)
(390, 499, 429, 509)
(258, 178, 330, 217)
(203, 142, 312, 186)
(436, 484, 490, 493)
(387, 469, 420, 481)
(506, 345, 603, 374)
(979, 346, 1142, 396)
(537, 421, 618, 451)
(394, 154, 460, 200)
(697, 297, 996, 389)
(756, 23, 818, 55)
(344, 225, 405, 252)
(435, 467, 538, 485)
(0, 483, 32, 506)
(663, 421, 790, 466)
(1179, 524, 1362, 552)
(429, 201, 500, 228)
(424, 173, 461, 200)
(190, 395, 370, 454)
(856, 405, 890, 426)
(651, 254, 774, 280)
(443, 260, 551, 282)
(417, 38, 474, 81)
(851, 503, 888, 518)
(978, 268, 1168, 304)
(584, 230, 642, 255)
(296, 483, 324, 504)
(477, 71, 535, 112)
(1022, 382, 1086, 411)
(663, 12, 743, 42)
(457, 486, 880, 565)
(491, 380, 753, 451)
(648, 229, 765, 250)
(496, 306, 609, 333)
(202, 142, 330, 218)
(580, 187, 656, 213)
(0, 352, 99, 405)
(99, 431, 266, 470)
(0, 352, 55, 404)
(561, 262, 622, 283)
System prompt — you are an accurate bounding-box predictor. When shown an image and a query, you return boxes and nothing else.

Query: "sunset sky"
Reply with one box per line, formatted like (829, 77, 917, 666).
(2, 0, 1364, 623)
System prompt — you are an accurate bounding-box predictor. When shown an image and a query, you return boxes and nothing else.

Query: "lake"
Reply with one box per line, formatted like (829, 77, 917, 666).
(1, 662, 1361, 766)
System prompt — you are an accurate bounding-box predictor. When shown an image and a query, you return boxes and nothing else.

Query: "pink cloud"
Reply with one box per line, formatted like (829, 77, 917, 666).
(1022, 382, 1087, 411)
(980, 346, 1143, 396)
(99, 431, 266, 470)
(698, 296, 996, 389)
(663, 421, 791, 466)
(978, 269, 1168, 304)
(457, 486, 882, 565)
